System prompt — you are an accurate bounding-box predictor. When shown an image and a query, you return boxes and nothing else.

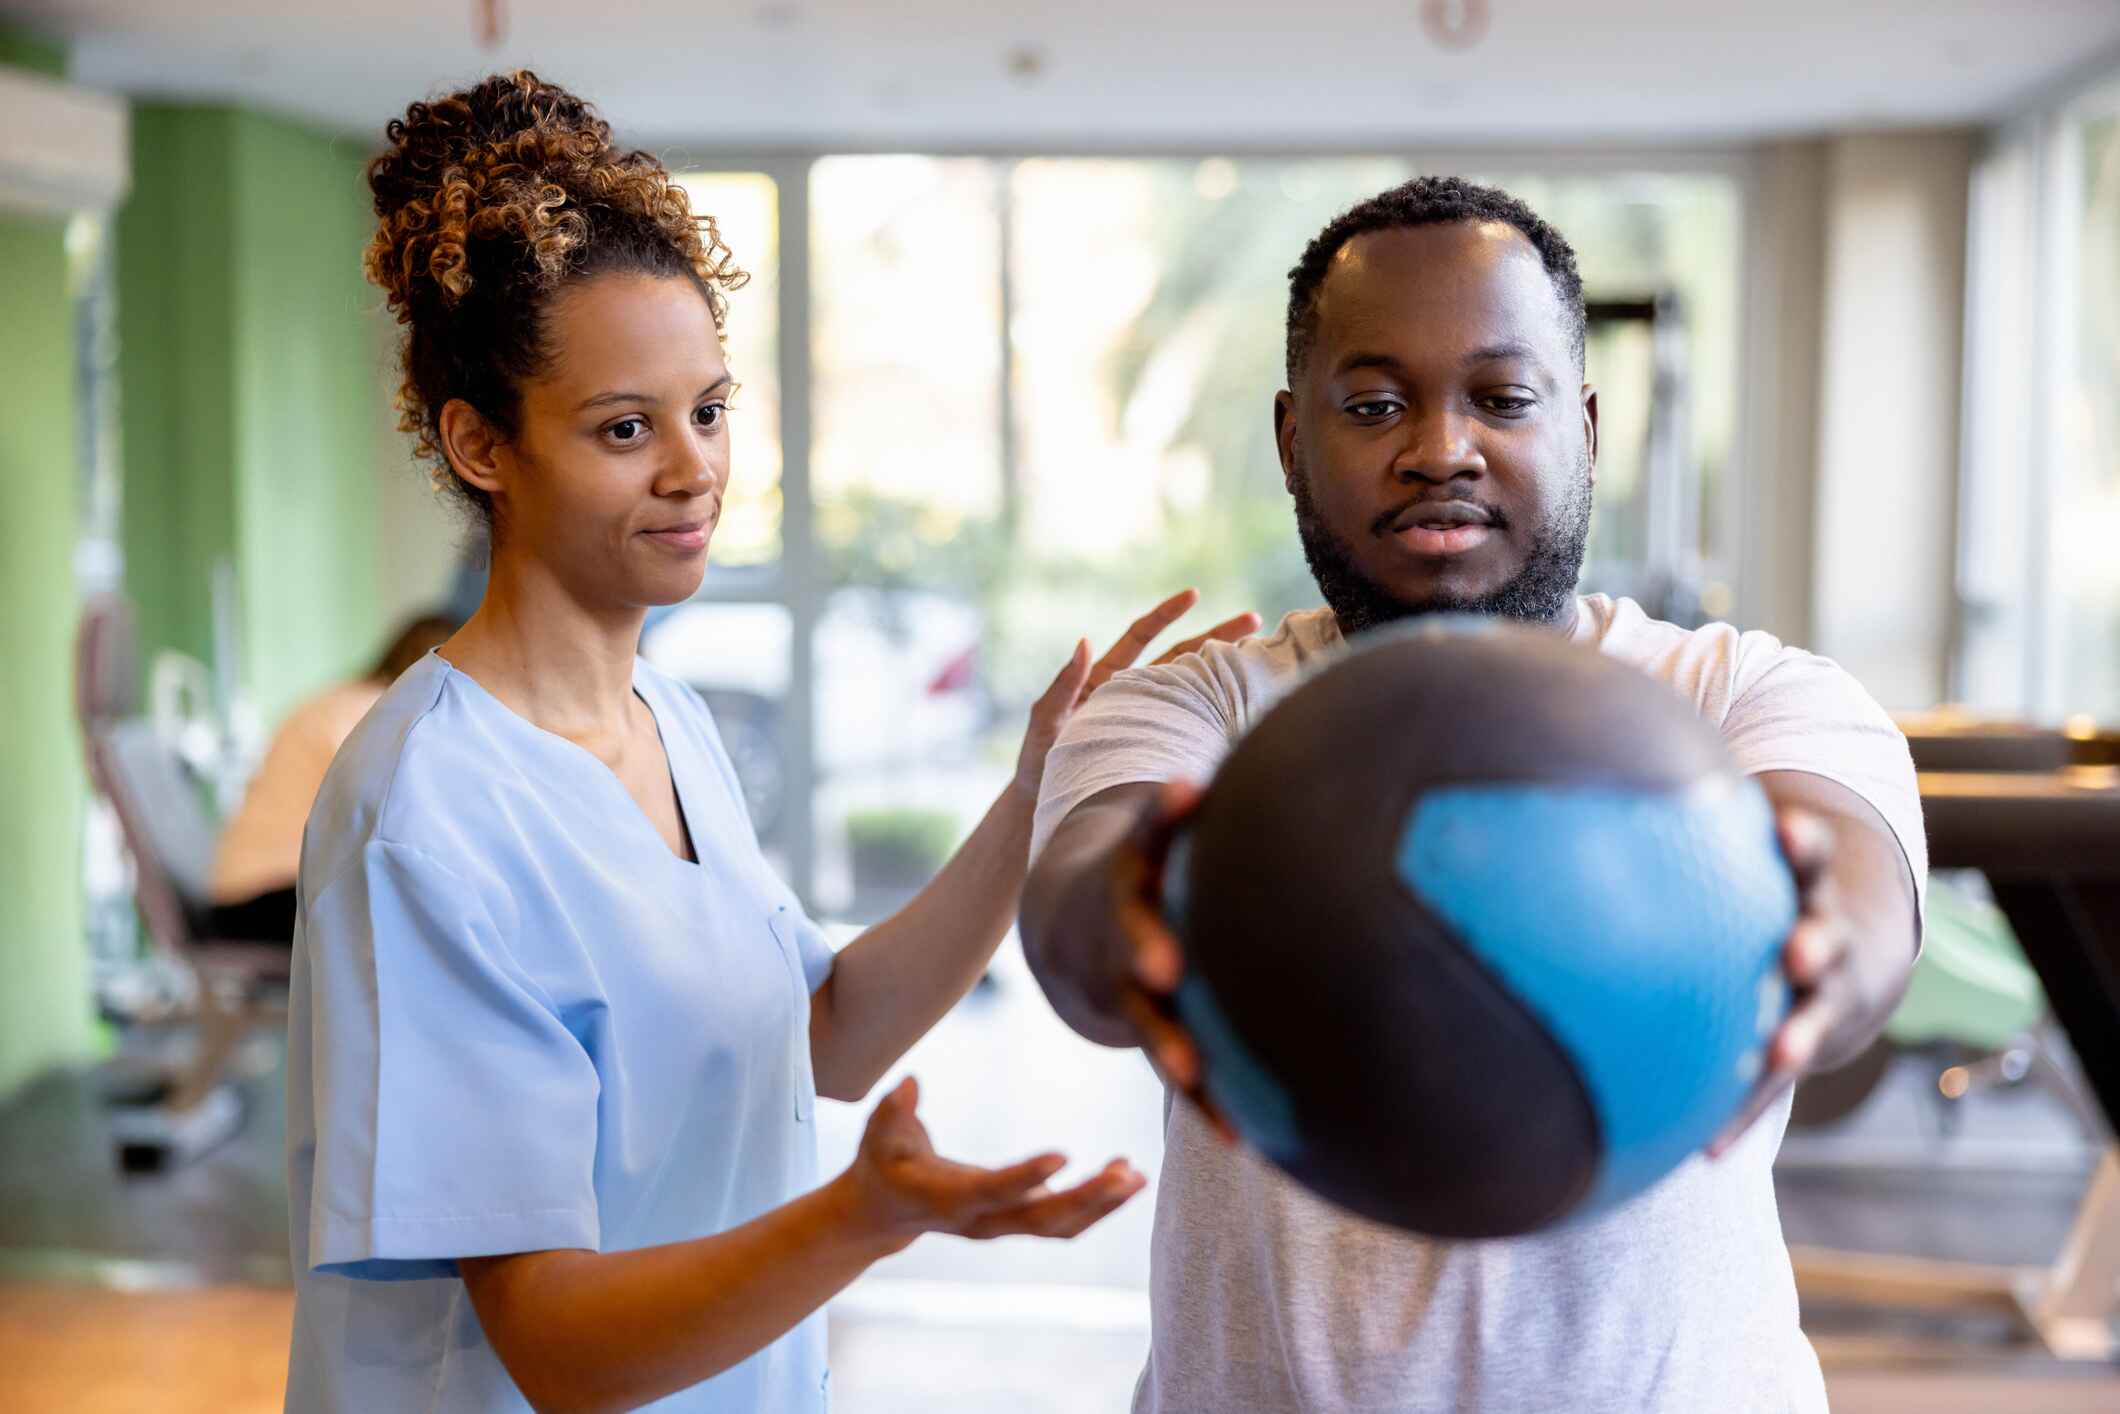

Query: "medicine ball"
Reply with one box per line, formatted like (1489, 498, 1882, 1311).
(1163, 619, 1796, 1239)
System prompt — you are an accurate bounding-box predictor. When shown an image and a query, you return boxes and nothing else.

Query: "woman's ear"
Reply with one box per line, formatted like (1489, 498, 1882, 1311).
(437, 398, 509, 501)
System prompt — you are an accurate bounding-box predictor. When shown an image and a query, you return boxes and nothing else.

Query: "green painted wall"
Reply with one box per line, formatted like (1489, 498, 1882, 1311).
(120, 106, 379, 727)
(120, 109, 240, 688)
(230, 113, 382, 721)
(0, 212, 95, 1095)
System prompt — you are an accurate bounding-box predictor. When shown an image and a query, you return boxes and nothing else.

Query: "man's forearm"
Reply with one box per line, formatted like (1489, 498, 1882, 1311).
(1020, 795, 1147, 1048)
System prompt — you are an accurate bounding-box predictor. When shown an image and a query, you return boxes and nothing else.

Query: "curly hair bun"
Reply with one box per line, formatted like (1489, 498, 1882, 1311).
(365, 70, 744, 483)
(366, 69, 727, 313)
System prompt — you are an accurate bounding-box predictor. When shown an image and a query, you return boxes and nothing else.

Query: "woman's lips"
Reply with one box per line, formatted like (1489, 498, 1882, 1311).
(642, 525, 708, 552)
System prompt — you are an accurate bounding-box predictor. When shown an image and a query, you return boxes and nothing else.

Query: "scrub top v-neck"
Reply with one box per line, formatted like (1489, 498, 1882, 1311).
(284, 652, 836, 1413)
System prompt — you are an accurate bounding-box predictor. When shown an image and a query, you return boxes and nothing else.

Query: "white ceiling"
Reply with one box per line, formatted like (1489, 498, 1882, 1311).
(10, 0, 2120, 149)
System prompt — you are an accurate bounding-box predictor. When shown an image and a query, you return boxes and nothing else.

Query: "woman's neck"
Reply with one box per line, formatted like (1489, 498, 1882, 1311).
(439, 546, 649, 751)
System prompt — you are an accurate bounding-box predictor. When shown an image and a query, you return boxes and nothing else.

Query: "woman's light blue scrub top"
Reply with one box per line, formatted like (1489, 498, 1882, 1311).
(284, 653, 837, 1412)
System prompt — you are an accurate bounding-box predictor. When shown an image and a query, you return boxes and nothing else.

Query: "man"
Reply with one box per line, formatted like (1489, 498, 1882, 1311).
(1019, 176, 1924, 1414)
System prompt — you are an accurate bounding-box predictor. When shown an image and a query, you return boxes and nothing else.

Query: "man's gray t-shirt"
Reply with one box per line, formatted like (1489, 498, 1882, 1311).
(1030, 597, 1927, 1414)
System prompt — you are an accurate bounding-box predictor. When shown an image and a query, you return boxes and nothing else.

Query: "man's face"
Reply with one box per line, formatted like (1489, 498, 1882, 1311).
(1275, 221, 1598, 634)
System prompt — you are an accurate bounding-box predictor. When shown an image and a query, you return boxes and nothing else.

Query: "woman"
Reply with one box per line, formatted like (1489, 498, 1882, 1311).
(206, 612, 458, 941)
(285, 71, 1254, 1413)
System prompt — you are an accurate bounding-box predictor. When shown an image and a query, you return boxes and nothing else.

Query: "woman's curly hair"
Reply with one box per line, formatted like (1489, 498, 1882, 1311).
(365, 70, 747, 524)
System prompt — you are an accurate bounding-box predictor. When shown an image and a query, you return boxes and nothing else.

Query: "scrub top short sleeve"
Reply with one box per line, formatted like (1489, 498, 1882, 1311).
(772, 901, 838, 994)
(304, 837, 602, 1280)
(287, 655, 833, 1412)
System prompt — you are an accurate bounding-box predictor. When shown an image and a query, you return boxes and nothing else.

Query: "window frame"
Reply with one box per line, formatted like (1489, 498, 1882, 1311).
(1955, 64, 2120, 719)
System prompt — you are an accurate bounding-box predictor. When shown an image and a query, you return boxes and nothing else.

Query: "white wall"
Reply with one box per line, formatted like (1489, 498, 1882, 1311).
(1807, 130, 1975, 709)
(1735, 139, 1829, 647)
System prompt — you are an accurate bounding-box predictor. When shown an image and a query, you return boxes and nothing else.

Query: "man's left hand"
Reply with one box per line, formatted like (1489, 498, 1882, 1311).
(1708, 806, 1871, 1157)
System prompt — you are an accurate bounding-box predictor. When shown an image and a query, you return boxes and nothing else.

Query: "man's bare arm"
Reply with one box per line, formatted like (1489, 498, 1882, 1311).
(1020, 782, 1162, 1048)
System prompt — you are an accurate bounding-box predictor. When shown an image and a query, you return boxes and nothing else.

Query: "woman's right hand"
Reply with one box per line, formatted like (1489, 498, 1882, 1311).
(838, 1076, 1144, 1254)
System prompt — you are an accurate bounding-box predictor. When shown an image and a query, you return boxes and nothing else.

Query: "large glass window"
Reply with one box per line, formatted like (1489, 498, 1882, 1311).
(634, 153, 1750, 1379)
(652, 157, 1746, 920)
(1001, 158, 1416, 678)
(2056, 88, 2120, 716)
(674, 171, 782, 568)
(1957, 73, 2120, 721)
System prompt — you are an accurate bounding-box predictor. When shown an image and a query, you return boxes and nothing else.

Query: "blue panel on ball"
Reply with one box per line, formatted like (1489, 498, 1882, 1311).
(1174, 976, 1304, 1162)
(1397, 777, 1796, 1218)
(1164, 833, 1303, 1163)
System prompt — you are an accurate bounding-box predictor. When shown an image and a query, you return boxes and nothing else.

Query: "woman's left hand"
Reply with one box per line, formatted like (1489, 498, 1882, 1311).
(1013, 589, 1262, 798)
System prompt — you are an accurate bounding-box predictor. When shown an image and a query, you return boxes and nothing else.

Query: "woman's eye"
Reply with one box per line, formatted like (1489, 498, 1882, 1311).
(605, 417, 648, 444)
(695, 401, 727, 429)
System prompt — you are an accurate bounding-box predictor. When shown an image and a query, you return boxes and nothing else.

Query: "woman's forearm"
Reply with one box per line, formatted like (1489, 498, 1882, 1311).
(809, 781, 1036, 1099)
(462, 1172, 893, 1414)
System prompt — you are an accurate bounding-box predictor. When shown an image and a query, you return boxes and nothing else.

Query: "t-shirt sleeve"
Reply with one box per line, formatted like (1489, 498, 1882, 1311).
(301, 837, 602, 1280)
(1030, 662, 1239, 863)
(1719, 642, 1929, 930)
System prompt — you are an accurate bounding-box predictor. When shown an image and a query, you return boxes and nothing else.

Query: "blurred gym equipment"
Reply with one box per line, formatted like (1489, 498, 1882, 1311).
(73, 596, 290, 1172)
(1791, 718, 2120, 1361)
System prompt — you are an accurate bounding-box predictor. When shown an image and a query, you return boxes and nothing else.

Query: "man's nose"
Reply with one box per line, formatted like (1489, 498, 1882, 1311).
(1391, 410, 1486, 484)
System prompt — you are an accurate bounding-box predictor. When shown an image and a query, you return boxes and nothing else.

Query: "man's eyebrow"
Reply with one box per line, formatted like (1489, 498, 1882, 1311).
(573, 374, 734, 414)
(1333, 351, 1405, 377)
(1464, 340, 1539, 366)
(1332, 342, 1544, 378)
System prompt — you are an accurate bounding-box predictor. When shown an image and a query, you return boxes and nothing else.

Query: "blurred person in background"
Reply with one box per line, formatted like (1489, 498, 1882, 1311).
(203, 611, 459, 941)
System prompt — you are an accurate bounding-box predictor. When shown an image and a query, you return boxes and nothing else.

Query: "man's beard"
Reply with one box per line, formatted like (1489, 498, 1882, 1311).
(1290, 445, 1593, 637)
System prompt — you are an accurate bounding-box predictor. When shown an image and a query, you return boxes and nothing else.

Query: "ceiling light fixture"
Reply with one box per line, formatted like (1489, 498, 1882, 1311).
(1006, 44, 1047, 84)
(1420, 0, 1490, 51)
(475, 0, 507, 50)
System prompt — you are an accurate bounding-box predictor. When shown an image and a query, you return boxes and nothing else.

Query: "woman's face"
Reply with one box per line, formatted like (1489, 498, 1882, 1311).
(482, 272, 733, 610)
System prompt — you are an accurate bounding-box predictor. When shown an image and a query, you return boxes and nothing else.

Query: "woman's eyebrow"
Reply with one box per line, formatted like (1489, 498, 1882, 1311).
(573, 374, 734, 413)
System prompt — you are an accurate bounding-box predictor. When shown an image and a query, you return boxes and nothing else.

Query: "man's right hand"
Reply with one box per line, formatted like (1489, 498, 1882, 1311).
(1027, 779, 1237, 1143)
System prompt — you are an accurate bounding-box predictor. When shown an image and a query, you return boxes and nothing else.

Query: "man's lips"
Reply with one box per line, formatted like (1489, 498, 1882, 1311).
(1380, 499, 1500, 558)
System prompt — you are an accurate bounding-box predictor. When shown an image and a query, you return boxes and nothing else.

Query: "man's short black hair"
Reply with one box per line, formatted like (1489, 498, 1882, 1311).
(1284, 175, 1586, 383)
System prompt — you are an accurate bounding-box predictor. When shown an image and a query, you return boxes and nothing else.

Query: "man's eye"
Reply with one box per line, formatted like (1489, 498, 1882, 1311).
(1483, 397, 1535, 414)
(1348, 400, 1401, 418)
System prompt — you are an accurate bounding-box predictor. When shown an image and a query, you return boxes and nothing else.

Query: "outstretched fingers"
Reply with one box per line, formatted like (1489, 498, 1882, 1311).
(961, 1160, 1146, 1239)
(1154, 611, 1262, 666)
(1087, 589, 1201, 692)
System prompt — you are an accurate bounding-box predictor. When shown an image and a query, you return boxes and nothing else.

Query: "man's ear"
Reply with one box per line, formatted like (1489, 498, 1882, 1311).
(1580, 384, 1598, 489)
(1274, 389, 1298, 496)
(438, 398, 510, 502)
